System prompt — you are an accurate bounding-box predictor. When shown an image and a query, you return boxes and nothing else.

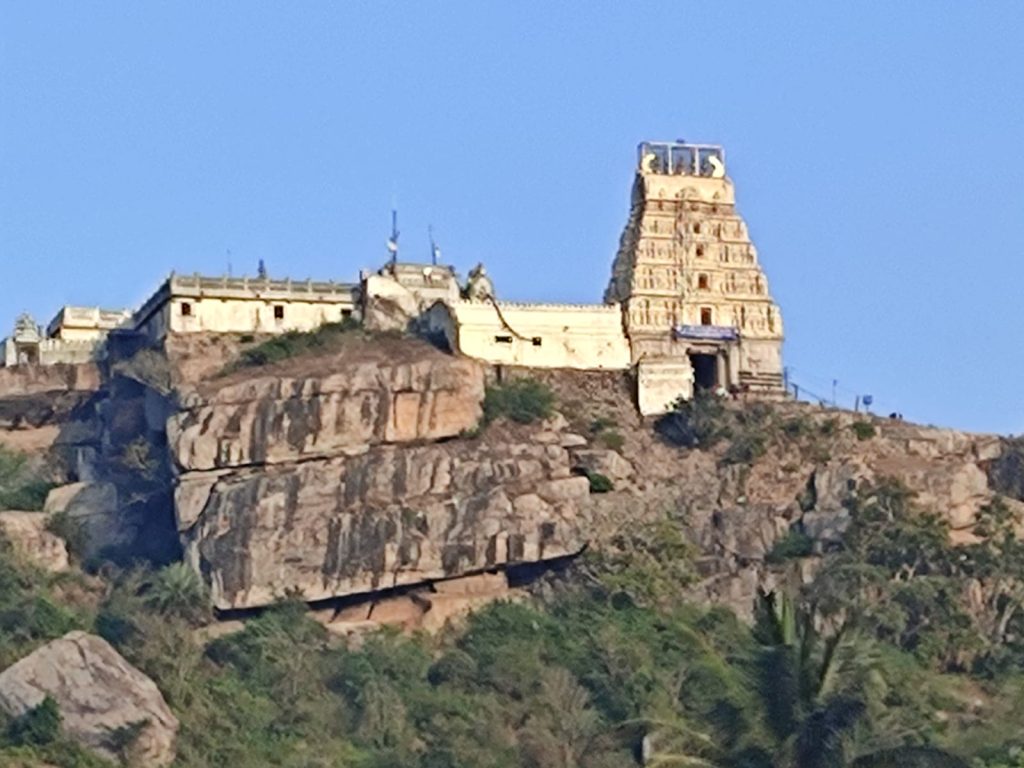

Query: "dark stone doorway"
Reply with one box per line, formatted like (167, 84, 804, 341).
(690, 353, 718, 391)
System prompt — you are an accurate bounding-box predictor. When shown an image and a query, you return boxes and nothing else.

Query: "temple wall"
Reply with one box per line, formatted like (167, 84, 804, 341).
(131, 275, 358, 342)
(165, 296, 354, 337)
(428, 301, 631, 371)
(3, 337, 105, 367)
(637, 359, 694, 416)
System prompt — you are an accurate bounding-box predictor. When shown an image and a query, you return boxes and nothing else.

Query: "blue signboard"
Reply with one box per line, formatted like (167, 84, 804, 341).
(673, 325, 739, 342)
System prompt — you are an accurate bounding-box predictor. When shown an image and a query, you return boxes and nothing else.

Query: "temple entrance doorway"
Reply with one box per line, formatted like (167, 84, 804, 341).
(690, 353, 718, 391)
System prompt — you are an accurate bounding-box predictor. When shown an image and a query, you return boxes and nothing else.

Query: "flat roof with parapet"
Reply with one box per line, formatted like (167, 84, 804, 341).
(638, 140, 726, 177)
(132, 272, 358, 329)
(46, 306, 132, 338)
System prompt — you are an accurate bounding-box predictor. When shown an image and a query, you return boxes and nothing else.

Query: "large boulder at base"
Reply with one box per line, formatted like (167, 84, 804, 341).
(0, 511, 68, 572)
(0, 631, 178, 766)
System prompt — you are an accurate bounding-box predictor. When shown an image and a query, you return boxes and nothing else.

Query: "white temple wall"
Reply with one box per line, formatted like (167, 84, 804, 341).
(136, 296, 356, 340)
(429, 301, 631, 370)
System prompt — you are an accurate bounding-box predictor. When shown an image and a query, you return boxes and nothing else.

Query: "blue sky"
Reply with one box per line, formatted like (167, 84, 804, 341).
(2, 3, 1022, 433)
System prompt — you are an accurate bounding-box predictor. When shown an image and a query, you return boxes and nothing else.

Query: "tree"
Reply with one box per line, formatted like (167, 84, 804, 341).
(748, 590, 875, 768)
(6, 696, 61, 747)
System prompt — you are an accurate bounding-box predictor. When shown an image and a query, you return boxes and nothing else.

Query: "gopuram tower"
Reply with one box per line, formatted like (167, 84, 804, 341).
(605, 140, 785, 414)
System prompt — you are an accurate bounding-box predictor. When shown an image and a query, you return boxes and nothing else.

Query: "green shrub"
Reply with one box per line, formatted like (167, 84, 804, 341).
(766, 529, 815, 563)
(143, 563, 209, 622)
(482, 378, 555, 425)
(819, 417, 840, 437)
(229, 318, 360, 370)
(103, 719, 149, 762)
(5, 696, 61, 747)
(722, 430, 767, 465)
(851, 421, 877, 441)
(0, 447, 53, 512)
(586, 472, 614, 493)
(588, 416, 617, 434)
(655, 391, 729, 448)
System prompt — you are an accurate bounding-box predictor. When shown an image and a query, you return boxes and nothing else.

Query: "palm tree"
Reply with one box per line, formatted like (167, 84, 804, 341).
(746, 591, 969, 768)
(749, 590, 874, 768)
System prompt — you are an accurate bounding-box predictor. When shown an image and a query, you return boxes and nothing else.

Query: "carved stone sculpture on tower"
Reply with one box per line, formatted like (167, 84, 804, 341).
(465, 262, 495, 301)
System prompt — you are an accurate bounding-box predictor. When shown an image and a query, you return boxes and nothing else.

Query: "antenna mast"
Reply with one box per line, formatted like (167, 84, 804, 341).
(387, 209, 400, 265)
(428, 225, 440, 266)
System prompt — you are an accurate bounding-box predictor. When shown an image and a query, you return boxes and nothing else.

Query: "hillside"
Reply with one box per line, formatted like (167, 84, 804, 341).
(1, 328, 1024, 766)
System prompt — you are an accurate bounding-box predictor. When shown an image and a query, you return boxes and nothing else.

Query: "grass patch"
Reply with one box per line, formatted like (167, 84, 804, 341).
(226, 318, 360, 371)
(483, 378, 555, 425)
(851, 421, 877, 441)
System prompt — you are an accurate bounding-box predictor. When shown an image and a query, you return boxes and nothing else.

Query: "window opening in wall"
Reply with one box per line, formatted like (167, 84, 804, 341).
(693, 223, 701, 234)
(696, 246, 704, 258)
(531, 337, 542, 347)
(698, 274, 709, 290)
(180, 302, 192, 317)
(341, 309, 353, 319)
(700, 307, 713, 325)
(273, 305, 285, 320)
(494, 335, 513, 344)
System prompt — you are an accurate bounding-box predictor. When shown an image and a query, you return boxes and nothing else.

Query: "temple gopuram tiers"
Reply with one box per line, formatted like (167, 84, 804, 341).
(605, 141, 785, 402)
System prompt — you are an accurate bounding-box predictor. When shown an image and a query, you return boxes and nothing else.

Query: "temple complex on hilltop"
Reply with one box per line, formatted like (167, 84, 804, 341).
(1, 139, 785, 415)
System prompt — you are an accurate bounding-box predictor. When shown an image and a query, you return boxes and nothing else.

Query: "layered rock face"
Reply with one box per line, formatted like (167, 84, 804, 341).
(169, 339, 589, 610)
(169, 354, 483, 470)
(182, 439, 587, 609)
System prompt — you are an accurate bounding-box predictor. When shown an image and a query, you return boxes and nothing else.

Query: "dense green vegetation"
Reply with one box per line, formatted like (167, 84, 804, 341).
(4, 476, 1024, 767)
(0, 446, 54, 511)
(483, 377, 556, 425)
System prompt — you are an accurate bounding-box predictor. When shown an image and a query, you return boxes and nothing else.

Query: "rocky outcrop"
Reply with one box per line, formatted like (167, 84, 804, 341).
(169, 338, 589, 611)
(182, 439, 588, 609)
(0, 631, 178, 766)
(0, 511, 69, 571)
(168, 355, 483, 471)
